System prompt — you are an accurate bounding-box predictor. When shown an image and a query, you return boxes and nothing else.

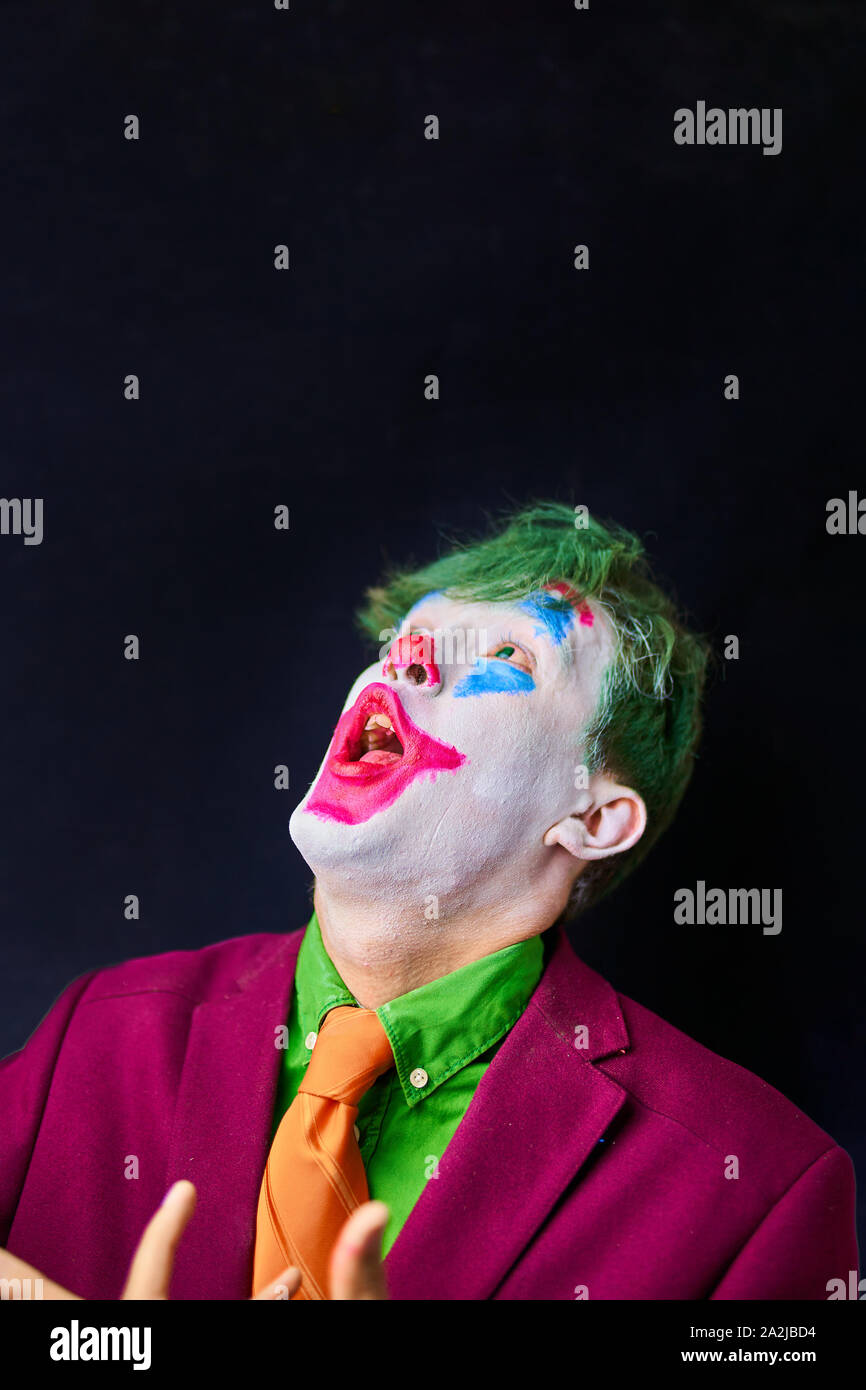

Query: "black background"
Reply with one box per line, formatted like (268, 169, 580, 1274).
(1, 1, 863, 1253)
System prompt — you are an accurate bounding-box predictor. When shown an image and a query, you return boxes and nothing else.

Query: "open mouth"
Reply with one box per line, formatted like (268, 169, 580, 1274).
(328, 684, 414, 777)
(350, 711, 405, 766)
(307, 682, 466, 824)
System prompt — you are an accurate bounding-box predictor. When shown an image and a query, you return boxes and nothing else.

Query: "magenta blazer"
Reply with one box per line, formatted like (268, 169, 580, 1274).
(0, 926, 858, 1299)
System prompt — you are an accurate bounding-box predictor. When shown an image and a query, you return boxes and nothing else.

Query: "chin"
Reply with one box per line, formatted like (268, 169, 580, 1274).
(288, 790, 471, 909)
(288, 793, 394, 877)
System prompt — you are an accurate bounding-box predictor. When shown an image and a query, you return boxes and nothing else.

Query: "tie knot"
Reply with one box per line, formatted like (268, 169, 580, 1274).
(299, 1005, 394, 1105)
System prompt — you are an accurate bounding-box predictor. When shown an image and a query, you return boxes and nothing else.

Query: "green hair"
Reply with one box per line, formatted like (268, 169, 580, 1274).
(354, 501, 710, 917)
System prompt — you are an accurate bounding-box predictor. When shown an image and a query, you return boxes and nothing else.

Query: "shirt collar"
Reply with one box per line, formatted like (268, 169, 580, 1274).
(295, 912, 544, 1107)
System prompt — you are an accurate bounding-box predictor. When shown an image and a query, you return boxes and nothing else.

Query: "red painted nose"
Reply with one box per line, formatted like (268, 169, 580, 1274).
(383, 634, 441, 688)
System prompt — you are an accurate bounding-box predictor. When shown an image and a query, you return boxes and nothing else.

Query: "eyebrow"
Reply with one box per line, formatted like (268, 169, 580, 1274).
(518, 593, 576, 665)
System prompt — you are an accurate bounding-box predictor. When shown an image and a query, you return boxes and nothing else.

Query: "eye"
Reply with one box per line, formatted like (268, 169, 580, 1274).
(486, 636, 534, 674)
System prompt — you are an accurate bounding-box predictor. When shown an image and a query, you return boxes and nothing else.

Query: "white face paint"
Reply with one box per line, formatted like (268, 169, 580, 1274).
(289, 589, 614, 924)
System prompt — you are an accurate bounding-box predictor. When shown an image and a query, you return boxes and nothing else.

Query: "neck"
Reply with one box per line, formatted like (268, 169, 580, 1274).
(310, 874, 569, 1008)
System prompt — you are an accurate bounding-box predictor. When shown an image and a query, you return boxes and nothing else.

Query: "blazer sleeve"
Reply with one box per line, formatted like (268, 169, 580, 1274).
(709, 1144, 860, 1300)
(0, 971, 98, 1246)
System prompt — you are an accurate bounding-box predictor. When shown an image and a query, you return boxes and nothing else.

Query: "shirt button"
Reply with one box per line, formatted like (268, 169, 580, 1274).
(409, 1067, 428, 1090)
(304, 1031, 318, 1050)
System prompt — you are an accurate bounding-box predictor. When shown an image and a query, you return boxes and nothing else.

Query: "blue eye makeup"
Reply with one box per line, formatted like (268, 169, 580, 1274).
(518, 591, 574, 646)
(453, 633, 535, 698)
(453, 661, 535, 697)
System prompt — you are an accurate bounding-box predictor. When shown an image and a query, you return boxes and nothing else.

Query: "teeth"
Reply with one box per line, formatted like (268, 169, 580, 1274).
(364, 713, 393, 731)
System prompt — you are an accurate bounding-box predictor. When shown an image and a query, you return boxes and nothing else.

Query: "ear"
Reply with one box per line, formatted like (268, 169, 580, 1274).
(543, 776, 647, 861)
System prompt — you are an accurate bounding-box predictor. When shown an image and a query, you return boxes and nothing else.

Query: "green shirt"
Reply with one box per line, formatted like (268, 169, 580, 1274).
(272, 913, 545, 1256)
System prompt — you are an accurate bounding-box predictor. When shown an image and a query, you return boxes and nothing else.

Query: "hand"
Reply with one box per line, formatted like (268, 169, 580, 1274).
(0, 1181, 390, 1300)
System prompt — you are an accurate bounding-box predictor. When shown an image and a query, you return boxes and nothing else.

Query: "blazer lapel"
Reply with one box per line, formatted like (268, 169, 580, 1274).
(166, 930, 304, 1300)
(385, 931, 631, 1300)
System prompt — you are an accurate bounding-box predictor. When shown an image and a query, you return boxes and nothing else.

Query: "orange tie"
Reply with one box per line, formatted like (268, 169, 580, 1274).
(252, 1004, 395, 1299)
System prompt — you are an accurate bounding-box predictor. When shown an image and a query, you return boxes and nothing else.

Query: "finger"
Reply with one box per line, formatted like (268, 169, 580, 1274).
(122, 1179, 197, 1300)
(0, 1246, 81, 1300)
(329, 1200, 389, 1301)
(251, 1265, 302, 1300)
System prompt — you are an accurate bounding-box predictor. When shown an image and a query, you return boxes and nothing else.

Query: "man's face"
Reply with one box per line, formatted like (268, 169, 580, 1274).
(289, 588, 614, 909)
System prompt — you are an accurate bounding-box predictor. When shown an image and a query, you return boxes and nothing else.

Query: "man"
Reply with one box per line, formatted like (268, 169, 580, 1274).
(0, 502, 858, 1299)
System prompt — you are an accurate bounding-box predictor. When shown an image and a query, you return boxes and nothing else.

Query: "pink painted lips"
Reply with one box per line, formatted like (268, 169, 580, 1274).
(306, 682, 466, 825)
